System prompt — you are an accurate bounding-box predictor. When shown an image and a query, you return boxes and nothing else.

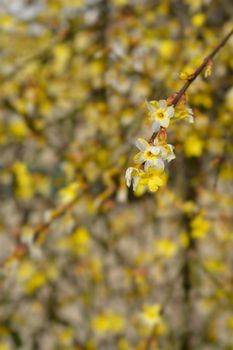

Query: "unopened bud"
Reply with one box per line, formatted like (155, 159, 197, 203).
(157, 127, 167, 142)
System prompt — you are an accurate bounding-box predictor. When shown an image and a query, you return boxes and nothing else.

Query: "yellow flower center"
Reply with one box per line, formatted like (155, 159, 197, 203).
(144, 150, 157, 160)
(164, 145, 171, 154)
(156, 109, 166, 120)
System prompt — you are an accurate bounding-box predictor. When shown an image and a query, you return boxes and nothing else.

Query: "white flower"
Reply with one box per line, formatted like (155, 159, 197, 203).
(187, 107, 194, 123)
(134, 138, 164, 171)
(160, 144, 176, 162)
(174, 103, 194, 123)
(146, 99, 174, 131)
(125, 167, 141, 190)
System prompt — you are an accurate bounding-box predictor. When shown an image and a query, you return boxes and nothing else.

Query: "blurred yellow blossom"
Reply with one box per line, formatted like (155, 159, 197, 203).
(92, 312, 125, 334)
(57, 327, 74, 346)
(72, 227, 91, 255)
(9, 119, 28, 139)
(142, 304, 161, 325)
(159, 40, 176, 59)
(191, 13, 205, 27)
(191, 215, 210, 239)
(179, 231, 190, 248)
(59, 181, 82, 204)
(154, 238, 177, 258)
(184, 134, 204, 157)
(12, 162, 34, 200)
(25, 272, 47, 294)
(18, 261, 35, 281)
(117, 338, 131, 350)
(204, 259, 227, 274)
(53, 44, 72, 73)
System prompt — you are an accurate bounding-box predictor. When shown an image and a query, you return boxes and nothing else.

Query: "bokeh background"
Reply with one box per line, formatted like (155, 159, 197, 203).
(0, 1, 233, 349)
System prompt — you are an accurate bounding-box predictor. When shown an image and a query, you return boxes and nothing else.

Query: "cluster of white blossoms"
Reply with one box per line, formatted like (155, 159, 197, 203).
(125, 97, 194, 194)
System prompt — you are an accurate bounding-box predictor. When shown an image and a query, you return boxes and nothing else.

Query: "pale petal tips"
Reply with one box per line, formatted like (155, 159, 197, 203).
(144, 157, 164, 171)
(146, 100, 156, 112)
(150, 146, 161, 155)
(187, 107, 194, 123)
(156, 158, 165, 169)
(134, 152, 145, 164)
(158, 99, 167, 109)
(125, 167, 134, 187)
(125, 167, 142, 190)
(133, 176, 140, 191)
(166, 106, 175, 118)
(136, 138, 149, 151)
(152, 121, 160, 132)
(160, 118, 170, 128)
(144, 161, 152, 171)
(166, 145, 176, 162)
(167, 153, 176, 162)
(188, 115, 194, 123)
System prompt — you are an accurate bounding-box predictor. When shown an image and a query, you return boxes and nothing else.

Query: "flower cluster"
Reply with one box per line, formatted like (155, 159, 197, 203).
(126, 97, 194, 193)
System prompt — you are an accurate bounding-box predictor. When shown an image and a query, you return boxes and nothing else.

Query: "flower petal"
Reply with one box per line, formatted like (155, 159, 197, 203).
(125, 167, 134, 187)
(136, 138, 149, 151)
(168, 154, 176, 162)
(160, 118, 170, 128)
(150, 146, 160, 155)
(134, 152, 145, 164)
(187, 107, 194, 115)
(144, 160, 153, 171)
(166, 106, 174, 118)
(146, 100, 156, 112)
(133, 176, 140, 191)
(158, 99, 167, 109)
(156, 158, 165, 169)
(152, 121, 160, 132)
(188, 115, 194, 123)
(163, 144, 176, 162)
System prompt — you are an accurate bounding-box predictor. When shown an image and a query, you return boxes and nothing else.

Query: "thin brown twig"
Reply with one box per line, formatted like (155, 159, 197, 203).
(149, 28, 233, 143)
(0, 168, 120, 269)
(172, 29, 233, 107)
(0, 195, 81, 270)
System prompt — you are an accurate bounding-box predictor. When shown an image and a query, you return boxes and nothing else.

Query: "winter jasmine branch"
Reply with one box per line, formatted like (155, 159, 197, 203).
(149, 28, 233, 143)
(126, 29, 233, 193)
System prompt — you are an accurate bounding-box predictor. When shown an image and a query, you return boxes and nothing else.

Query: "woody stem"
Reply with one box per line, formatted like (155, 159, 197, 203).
(149, 28, 233, 143)
(172, 28, 233, 107)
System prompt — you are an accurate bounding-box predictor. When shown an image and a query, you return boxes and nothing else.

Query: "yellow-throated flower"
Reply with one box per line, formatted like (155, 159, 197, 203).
(125, 167, 165, 193)
(134, 138, 164, 171)
(159, 143, 176, 162)
(136, 168, 166, 193)
(147, 99, 174, 131)
(173, 97, 194, 124)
